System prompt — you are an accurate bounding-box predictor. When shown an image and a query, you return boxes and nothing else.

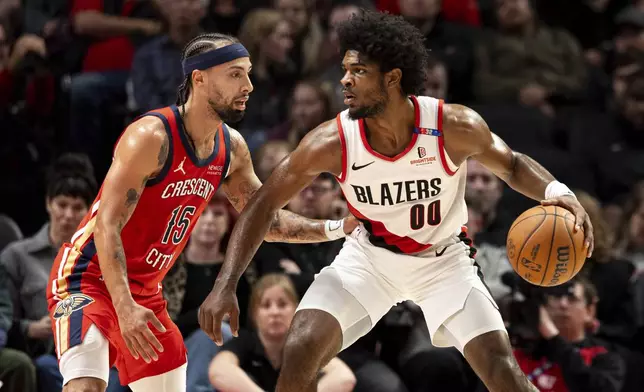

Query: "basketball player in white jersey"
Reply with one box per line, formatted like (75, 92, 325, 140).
(199, 10, 594, 392)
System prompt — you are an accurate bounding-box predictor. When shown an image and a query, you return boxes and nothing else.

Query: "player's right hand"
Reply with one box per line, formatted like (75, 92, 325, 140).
(116, 301, 166, 363)
(198, 283, 240, 346)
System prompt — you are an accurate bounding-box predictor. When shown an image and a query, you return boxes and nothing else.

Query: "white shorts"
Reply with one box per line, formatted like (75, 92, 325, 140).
(59, 323, 187, 391)
(297, 226, 506, 353)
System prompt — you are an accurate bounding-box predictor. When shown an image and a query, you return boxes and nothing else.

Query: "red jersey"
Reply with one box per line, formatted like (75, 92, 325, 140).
(47, 105, 231, 301)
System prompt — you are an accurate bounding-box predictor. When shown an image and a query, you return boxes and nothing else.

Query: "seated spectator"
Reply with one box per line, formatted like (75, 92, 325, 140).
(465, 159, 514, 299)
(267, 80, 333, 146)
(398, 0, 475, 102)
(273, 0, 324, 77)
(252, 173, 344, 298)
(317, 1, 362, 114)
(252, 140, 293, 182)
(236, 8, 296, 144)
(68, 0, 163, 179)
(160, 191, 251, 392)
(131, 0, 206, 113)
(512, 276, 626, 392)
(615, 183, 644, 270)
(575, 191, 637, 346)
(201, 0, 244, 37)
(209, 273, 356, 392)
(0, 262, 37, 392)
(473, 0, 586, 115)
(419, 55, 449, 100)
(0, 153, 96, 392)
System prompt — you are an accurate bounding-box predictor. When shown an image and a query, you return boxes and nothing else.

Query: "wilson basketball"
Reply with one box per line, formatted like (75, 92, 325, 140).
(506, 205, 586, 287)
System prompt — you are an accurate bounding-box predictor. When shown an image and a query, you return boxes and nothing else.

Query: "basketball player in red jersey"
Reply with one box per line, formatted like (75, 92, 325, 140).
(200, 11, 595, 392)
(46, 33, 357, 392)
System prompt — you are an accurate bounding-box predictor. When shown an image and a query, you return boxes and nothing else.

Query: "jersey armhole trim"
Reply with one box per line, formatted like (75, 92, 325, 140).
(218, 124, 232, 191)
(336, 114, 347, 183)
(142, 112, 175, 187)
(437, 99, 459, 176)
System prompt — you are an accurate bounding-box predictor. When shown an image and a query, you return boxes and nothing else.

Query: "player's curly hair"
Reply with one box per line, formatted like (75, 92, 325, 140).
(176, 33, 239, 106)
(337, 9, 428, 96)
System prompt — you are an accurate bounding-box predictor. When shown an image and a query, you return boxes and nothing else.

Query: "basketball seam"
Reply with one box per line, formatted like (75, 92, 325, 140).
(511, 212, 547, 272)
(540, 206, 558, 286)
(563, 214, 577, 276)
(509, 207, 547, 232)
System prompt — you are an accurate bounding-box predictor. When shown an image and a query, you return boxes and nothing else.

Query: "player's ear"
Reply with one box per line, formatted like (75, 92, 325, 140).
(193, 70, 205, 87)
(385, 68, 402, 89)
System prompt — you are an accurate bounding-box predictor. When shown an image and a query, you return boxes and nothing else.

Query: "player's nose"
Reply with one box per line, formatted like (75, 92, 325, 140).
(341, 72, 354, 88)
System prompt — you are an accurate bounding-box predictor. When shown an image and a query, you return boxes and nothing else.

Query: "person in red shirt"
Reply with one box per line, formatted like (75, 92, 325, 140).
(67, 0, 163, 179)
(513, 277, 625, 392)
(47, 33, 357, 392)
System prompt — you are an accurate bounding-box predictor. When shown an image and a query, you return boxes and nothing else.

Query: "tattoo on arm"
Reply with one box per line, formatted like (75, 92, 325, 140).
(113, 246, 127, 269)
(157, 136, 169, 168)
(267, 210, 327, 243)
(125, 188, 139, 208)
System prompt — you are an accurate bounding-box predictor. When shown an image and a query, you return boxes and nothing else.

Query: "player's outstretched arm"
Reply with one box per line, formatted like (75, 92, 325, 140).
(200, 121, 346, 344)
(442, 104, 593, 256)
(221, 128, 356, 243)
(93, 117, 168, 362)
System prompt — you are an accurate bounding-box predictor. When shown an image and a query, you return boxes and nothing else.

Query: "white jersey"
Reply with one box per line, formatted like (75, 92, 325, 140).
(336, 96, 468, 255)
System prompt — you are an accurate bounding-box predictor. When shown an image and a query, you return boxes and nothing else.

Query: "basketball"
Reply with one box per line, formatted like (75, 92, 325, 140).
(506, 205, 586, 287)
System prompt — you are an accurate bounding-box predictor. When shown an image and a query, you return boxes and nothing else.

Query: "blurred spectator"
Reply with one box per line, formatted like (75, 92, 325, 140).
(252, 173, 343, 298)
(209, 273, 356, 392)
(0, 0, 19, 21)
(512, 277, 626, 392)
(570, 73, 644, 205)
(465, 159, 514, 299)
(0, 153, 96, 392)
(317, 0, 362, 113)
(202, 0, 244, 36)
(398, 0, 476, 102)
(161, 192, 251, 392)
(575, 191, 637, 346)
(613, 6, 644, 61)
(419, 54, 449, 99)
(0, 27, 47, 111)
(0, 262, 37, 392)
(474, 0, 586, 115)
(616, 183, 644, 270)
(267, 80, 333, 146)
(237, 8, 296, 141)
(273, 0, 324, 77)
(253, 140, 293, 182)
(131, 0, 206, 112)
(68, 0, 163, 179)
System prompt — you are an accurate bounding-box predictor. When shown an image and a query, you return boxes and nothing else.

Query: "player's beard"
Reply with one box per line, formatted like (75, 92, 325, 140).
(347, 77, 388, 120)
(208, 98, 245, 124)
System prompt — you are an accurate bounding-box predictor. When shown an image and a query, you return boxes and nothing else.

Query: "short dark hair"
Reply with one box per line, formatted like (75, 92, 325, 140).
(46, 153, 97, 207)
(337, 9, 428, 96)
(176, 33, 239, 106)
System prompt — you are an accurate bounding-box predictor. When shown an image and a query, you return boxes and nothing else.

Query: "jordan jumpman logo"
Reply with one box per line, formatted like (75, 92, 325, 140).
(174, 157, 186, 175)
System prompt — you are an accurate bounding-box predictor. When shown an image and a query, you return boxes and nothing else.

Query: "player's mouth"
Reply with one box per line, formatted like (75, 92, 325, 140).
(343, 92, 356, 105)
(234, 96, 248, 109)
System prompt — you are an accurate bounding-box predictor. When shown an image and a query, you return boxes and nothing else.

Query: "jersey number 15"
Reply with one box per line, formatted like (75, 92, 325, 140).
(161, 205, 197, 245)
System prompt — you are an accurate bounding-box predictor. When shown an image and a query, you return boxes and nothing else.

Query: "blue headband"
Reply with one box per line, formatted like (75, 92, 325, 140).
(182, 43, 250, 76)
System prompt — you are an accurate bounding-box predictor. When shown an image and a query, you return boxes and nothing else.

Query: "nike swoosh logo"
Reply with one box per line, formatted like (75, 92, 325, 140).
(352, 161, 375, 170)
(435, 247, 447, 257)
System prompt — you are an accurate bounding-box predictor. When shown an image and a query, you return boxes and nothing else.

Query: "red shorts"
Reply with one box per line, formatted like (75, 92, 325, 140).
(48, 287, 187, 385)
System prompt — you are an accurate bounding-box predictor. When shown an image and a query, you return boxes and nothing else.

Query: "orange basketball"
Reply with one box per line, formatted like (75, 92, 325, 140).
(506, 205, 586, 287)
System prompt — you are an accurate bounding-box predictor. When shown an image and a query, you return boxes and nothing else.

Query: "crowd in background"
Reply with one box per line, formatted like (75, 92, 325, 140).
(1, 0, 644, 391)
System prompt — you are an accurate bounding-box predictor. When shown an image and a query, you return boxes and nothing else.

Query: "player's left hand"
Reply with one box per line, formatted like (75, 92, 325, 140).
(342, 215, 359, 235)
(541, 195, 594, 258)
